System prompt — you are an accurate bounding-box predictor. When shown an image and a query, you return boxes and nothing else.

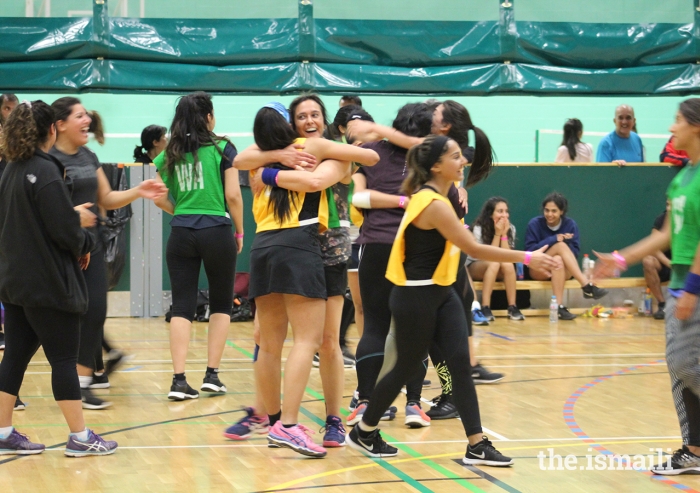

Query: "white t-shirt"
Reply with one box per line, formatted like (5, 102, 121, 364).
(467, 224, 516, 264)
(555, 142, 593, 163)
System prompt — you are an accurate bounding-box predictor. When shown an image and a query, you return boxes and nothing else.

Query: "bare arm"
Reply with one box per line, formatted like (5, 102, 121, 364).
(233, 142, 317, 171)
(225, 167, 244, 253)
(311, 138, 379, 167)
(96, 167, 167, 210)
(152, 172, 175, 215)
(351, 173, 407, 210)
(347, 120, 424, 150)
(274, 160, 350, 193)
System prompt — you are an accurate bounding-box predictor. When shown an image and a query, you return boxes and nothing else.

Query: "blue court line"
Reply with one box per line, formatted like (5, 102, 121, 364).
(486, 332, 515, 341)
(122, 365, 143, 372)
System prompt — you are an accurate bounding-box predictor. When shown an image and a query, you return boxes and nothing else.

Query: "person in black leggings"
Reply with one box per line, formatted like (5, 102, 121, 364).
(348, 135, 560, 464)
(0, 100, 117, 456)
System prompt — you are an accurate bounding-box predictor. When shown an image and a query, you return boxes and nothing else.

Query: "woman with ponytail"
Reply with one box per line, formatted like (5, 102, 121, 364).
(555, 118, 592, 163)
(0, 100, 117, 456)
(134, 125, 167, 164)
(347, 135, 558, 464)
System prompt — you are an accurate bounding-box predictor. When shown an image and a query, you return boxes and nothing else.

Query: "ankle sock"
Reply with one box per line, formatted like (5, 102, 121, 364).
(282, 423, 296, 429)
(93, 371, 104, 377)
(78, 376, 92, 389)
(0, 426, 13, 438)
(206, 367, 218, 375)
(357, 420, 377, 435)
(173, 373, 186, 382)
(268, 411, 281, 427)
(471, 300, 481, 311)
(70, 429, 90, 441)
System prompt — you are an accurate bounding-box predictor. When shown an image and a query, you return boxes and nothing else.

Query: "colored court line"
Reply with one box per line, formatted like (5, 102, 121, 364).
(486, 332, 515, 341)
(458, 462, 523, 493)
(226, 340, 255, 359)
(563, 359, 700, 493)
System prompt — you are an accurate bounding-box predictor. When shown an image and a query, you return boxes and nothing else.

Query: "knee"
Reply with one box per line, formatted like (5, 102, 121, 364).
(319, 331, 339, 354)
(642, 256, 656, 273)
(500, 262, 515, 274)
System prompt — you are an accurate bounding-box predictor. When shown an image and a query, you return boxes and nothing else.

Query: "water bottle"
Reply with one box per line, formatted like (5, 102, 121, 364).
(549, 296, 558, 323)
(644, 289, 653, 316)
(582, 254, 591, 281)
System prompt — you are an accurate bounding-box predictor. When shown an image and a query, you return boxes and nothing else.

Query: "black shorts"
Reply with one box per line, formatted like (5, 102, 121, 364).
(249, 245, 326, 300)
(659, 265, 671, 284)
(347, 243, 360, 272)
(325, 262, 348, 297)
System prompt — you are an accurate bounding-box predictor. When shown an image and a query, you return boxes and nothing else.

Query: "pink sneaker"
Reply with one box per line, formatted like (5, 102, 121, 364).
(267, 421, 327, 458)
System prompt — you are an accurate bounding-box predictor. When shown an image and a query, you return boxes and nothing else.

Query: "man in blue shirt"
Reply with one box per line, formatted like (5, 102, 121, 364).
(596, 105, 645, 165)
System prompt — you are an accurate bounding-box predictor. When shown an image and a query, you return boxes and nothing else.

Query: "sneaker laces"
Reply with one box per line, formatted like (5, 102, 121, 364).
(296, 424, 316, 438)
(13, 430, 31, 442)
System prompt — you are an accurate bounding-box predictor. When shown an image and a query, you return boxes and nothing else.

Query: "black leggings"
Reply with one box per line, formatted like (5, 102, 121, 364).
(167, 225, 237, 321)
(363, 285, 482, 437)
(78, 247, 107, 371)
(0, 304, 81, 401)
(355, 243, 422, 402)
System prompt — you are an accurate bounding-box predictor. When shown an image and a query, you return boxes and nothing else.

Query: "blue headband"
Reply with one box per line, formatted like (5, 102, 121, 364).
(263, 102, 290, 123)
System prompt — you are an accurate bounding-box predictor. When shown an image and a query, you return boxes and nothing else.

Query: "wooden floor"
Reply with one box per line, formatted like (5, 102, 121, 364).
(1, 315, 693, 493)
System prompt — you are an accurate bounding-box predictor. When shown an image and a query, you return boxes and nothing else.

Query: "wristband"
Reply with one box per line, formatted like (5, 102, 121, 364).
(611, 251, 628, 271)
(234, 233, 244, 239)
(464, 224, 470, 229)
(523, 251, 532, 266)
(398, 196, 407, 209)
(261, 168, 280, 187)
(500, 236, 508, 241)
(684, 272, 700, 295)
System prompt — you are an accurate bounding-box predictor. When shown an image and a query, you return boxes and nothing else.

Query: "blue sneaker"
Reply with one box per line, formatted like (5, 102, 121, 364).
(0, 429, 44, 455)
(322, 415, 346, 447)
(348, 390, 359, 411)
(472, 308, 490, 326)
(405, 402, 431, 428)
(64, 429, 118, 457)
(224, 407, 269, 440)
(347, 402, 397, 426)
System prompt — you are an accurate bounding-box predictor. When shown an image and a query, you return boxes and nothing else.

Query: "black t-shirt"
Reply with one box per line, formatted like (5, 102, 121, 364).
(653, 211, 672, 260)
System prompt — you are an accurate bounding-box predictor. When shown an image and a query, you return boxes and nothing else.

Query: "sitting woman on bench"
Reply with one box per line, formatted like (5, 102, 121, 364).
(467, 197, 523, 321)
(525, 192, 608, 320)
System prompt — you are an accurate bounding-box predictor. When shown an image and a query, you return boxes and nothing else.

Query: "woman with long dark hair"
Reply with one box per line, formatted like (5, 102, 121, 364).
(134, 124, 168, 164)
(347, 135, 558, 463)
(152, 92, 243, 401)
(555, 118, 592, 163)
(0, 100, 117, 456)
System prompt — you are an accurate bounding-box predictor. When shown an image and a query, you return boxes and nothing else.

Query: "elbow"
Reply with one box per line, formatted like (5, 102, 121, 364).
(307, 177, 325, 193)
(363, 151, 380, 167)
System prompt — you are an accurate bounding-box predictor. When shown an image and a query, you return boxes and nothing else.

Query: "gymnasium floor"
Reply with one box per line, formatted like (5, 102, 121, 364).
(0, 315, 692, 493)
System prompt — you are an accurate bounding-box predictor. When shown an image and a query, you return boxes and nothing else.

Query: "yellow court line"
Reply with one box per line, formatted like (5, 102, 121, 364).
(265, 438, 679, 491)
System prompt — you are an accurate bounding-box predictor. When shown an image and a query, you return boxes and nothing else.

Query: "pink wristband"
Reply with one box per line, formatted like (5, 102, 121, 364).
(612, 251, 627, 270)
(398, 196, 407, 209)
(235, 233, 244, 239)
(523, 251, 532, 266)
(464, 224, 470, 229)
(500, 236, 508, 241)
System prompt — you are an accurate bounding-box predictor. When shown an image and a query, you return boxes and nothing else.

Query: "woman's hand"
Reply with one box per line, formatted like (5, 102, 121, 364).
(74, 203, 97, 228)
(675, 292, 697, 320)
(235, 236, 243, 254)
(249, 170, 264, 196)
(458, 187, 468, 213)
(557, 233, 574, 242)
(592, 251, 619, 280)
(78, 252, 91, 270)
(528, 245, 561, 276)
(494, 217, 508, 236)
(278, 143, 316, 169)
(137, 179, 169, 200)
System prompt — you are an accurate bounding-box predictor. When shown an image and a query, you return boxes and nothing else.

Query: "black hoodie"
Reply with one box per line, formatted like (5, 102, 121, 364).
(0, 149, 94, 313)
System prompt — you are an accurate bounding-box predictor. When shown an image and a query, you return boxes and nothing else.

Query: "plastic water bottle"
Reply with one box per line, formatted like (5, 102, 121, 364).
(644, 289, 653, 315)
(549, 296, 558, 323)
(582, 254, 591, 281)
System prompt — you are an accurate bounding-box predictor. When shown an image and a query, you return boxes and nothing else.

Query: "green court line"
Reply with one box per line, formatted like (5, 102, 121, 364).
(303, 387, 486, 493)
(226, 340, 255, 359)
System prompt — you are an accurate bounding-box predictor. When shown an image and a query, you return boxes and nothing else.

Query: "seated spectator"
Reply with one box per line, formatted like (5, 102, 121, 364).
(642, 203, 672, 319)
(467, 197, 524, 321)
(660, 137, 689, 167)
(525, 193, 608, 320)
(339, 95, 362, 108)
(596, 105, 644, 165)
(555, 118, 593, 163)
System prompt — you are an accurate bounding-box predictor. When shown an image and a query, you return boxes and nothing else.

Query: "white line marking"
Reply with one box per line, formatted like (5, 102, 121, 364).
(538, 129, 670, 139)
(482, 427, 510, 441)
(477, 353, 665, 360)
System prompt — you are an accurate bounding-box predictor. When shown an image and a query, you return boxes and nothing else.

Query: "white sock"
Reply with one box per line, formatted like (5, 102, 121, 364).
(0, 426, 13, 438)
(471, 301, 481, 311)
(357, 420, 377, 434)
(93, 371, 104, 377)
(70, 429, 90, 441)
(79, 376, 92, 389)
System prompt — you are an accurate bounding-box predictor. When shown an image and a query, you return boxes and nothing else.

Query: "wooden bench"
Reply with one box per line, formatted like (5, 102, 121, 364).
(472, 277, 650, 316)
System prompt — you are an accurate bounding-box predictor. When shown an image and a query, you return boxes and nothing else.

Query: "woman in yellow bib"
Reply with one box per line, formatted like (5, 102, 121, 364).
(347, 135, 560, 465)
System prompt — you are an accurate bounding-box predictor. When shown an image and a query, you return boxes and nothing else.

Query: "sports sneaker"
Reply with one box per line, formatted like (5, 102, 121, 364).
(472, 309, 490, 326)
(426, 394, 459, 420)
(14, 397, 26, 411)
(582, 283, 608, 300)
(90, 373, 110, 389)
(654, 304, 666, 320)
(201, 372, 226, 393)
(81, 388, 112, 410)
(0, 331, 5, 350)
(65, 429, 118, 457)
(0, 429, 44, 455)
(558, 305, 577, 320)
(321, 415, 346, 447)
(224, 407, 269, 440)
(347, 402, 397, 426)
(422, 379, 431, 387)
(267, 421, 327, 458)
(348, 390, 359, 411)
(347, 426, 398, 458)
(650, 446, 700, 475)
(103, 350, 133, 377)
(472, 363, 504, 384)
(481, 306, 495, 321)
(405, 402, 431, 428)
(507, 305, 525, 321)
(342, 354, 356, 368)
(168, 379, 199, 401)
(312, 353, 320, 368)
(463, 436, 513, 466)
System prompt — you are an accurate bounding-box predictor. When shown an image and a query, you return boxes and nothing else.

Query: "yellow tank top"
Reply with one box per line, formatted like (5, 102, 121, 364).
(385, 188, 461, 286)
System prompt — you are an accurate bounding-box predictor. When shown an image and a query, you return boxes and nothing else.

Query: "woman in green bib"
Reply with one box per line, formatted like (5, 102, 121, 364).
(594, 99, 700, 476)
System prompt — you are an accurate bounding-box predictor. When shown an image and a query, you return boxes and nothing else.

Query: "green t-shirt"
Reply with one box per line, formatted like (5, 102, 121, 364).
(154, 143, 230, 217)
(667, 162, 700, 288)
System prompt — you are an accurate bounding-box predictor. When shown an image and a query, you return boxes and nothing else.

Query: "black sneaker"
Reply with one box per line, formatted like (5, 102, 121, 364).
(422, 379, 431, 387)
(463, 436, 513, 466)
(81, 388, 112, 410)
(654, 304, 666, 320)
(481, 306, 495, 321)
(651, 446, 700, 475)
(312, 353, 320, 368)
(90, 373, 110, 389)
(104, 350, 133, 377)
(472, 363, 504, 384)
(201, 372, 226, 393)
(347, 426, 398, 458)
(341, 345, 355, 361)
(582, 283, 608, 300)
(558, 305, 577, 321)
(426, 394, 459, 420)
(13, 397, 25, 411)
(507, 305, 525, 321)
(168, 379, 199, 401)
(0, 331, 4, 350)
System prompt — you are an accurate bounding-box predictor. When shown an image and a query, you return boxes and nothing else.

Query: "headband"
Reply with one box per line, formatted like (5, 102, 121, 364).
(424, 135, 450, 171)
(264, 102, 290, 123)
